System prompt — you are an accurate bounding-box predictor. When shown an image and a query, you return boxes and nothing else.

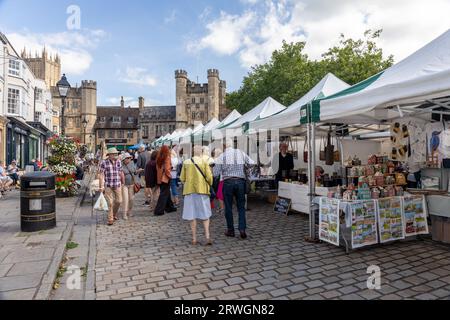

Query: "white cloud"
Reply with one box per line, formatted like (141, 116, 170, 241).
(189, 0, 450, 68)
(118, 67, 157, 87)
(187, 11, 256, 56)
(7, 29, 106, 75)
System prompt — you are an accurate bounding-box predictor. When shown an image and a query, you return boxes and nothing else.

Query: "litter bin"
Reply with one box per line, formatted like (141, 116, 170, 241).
(20, 172, 56, 232)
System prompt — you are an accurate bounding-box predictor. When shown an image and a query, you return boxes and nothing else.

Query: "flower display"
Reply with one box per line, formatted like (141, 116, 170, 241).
(47, 135, 79, 196)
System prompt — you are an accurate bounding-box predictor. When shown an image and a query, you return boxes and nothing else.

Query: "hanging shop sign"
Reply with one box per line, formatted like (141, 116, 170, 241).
(377, 197, 405, 243)
(403, 195, 429, 236)
(350, 200, 378, 249)
(319, 197, 340, 246)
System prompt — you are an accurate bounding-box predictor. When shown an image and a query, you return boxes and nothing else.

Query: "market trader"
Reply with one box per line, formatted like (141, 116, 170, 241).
(273, 142, 294, 186)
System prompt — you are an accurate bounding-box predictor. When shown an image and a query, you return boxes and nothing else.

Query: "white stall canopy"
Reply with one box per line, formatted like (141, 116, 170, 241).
(222, 97, 286, 135)
(250, 73, 349, 134)
(304, 29, 450, 125)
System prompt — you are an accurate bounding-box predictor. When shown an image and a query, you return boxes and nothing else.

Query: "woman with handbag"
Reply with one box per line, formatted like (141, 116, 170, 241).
(121, 153, 139, 220)
(155, 146, 177, 216)
(180, 145, 213, 246)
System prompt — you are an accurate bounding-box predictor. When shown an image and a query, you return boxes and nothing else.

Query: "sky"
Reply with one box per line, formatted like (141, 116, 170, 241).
(1, 0, 450, 107)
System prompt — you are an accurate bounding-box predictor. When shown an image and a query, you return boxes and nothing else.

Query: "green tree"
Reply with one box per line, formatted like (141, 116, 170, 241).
(321, 29, 394, 86)
(226, 30, 394, 114)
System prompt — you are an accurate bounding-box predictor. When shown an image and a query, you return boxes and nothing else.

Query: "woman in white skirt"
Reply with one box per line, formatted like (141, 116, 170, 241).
(180, 145, 213, 245)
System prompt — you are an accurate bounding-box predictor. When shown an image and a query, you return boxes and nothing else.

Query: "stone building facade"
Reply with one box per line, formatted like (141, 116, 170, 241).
(139, 97, 177, 143)
(51, 81, 97, 147)
(95, 99, 140, 151)
(175, 69, 228, 129)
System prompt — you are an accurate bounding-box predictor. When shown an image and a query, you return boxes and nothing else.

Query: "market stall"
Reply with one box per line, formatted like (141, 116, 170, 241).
(300, 29, 450, 247)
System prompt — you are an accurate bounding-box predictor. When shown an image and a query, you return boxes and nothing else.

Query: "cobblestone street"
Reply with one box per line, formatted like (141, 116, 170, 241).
(94, 193, 450, 300)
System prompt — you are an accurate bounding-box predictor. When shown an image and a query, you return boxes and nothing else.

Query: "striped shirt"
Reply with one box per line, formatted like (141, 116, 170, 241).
(100, 159, 123, 188)
(213, 148, 255, 180)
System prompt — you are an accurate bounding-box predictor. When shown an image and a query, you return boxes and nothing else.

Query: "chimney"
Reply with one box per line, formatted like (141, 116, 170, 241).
(139, 97, 144, 111)
(120, 96, 125, 108)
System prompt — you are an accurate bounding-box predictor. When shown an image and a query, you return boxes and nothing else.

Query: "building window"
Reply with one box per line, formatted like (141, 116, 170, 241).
(127, 131, 134, 139)
(143, 126, 149, 137)
(117, 130, 124, 138)
(8, 59, 20, 76)
(127, 117, 134, 123)
(8, 88, 20, 114)
(108, 130, 115, 138)
(112, 116, 121, 124)
(35, 89, 43, 102)
(98, 116, 106, 123)
(98, 130, 105, 138)
(46, 119, 51, 129)
(75, 117, 81, 128)
(192, 97, 196, 104)
(200, 98, 205, 104)
(35, 112, 42, 122)
(72, 101, 79, 109)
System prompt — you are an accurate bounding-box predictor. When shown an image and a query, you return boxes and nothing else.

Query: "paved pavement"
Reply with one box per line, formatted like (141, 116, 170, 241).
(94, 192, 450, 300)
(0, 190, 81, 300)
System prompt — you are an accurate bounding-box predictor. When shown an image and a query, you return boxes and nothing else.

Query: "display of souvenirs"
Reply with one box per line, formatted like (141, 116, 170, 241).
(352, 156, 362, 166)
(368, 154, 377, 165)
(319, 198, 340, 246)
(343, 190, 353, 201)
(386, 175, 395, 185)
(357, 183, 371, 200)
(374, 172, 384, 186)
(377, 197, 405, 243)
(403, 196, 429, 236)
(371, 188, 380, 199)
(350, 200, 378, 249)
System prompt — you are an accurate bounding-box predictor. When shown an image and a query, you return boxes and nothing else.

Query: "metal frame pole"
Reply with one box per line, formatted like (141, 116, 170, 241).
(308, 122, 317, 240)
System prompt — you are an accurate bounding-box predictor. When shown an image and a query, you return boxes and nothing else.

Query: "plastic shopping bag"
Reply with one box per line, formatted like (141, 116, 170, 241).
(94, 193, 109, 212)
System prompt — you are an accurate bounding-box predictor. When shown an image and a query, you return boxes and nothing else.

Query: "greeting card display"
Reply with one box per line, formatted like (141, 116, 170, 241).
(403, 195, 429, 236)
(350, 200, 378, 249)
(377, 197, 405, 243)
(319, 198, 340, 246)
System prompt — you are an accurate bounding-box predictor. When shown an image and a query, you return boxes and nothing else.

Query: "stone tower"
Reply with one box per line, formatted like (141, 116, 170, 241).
(22, 47, 61, 88)
(208, 69, 220, 120)
(175, 70, 188, 128)
(81, 80, 97, 144)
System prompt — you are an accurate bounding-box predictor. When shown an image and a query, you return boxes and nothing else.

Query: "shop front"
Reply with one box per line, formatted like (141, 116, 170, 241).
(6, 117, 44, 169)
(104, 139, 132, 152)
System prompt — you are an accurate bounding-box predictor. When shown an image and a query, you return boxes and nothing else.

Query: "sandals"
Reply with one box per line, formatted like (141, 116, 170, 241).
(205, 239, 213, 246)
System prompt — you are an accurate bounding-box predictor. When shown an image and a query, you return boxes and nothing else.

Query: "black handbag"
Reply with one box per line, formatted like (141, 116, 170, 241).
(191, 158, 216, 201)
(325, 131, 335, 166)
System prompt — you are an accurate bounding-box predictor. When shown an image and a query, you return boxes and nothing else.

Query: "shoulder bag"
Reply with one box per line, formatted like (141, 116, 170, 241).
(191, 158, 216, 201)
(124, 164, 141, 193)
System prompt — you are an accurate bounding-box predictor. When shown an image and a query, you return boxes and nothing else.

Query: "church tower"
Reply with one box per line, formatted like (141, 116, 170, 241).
(22, 47, 61, 88)
(175, 70, 188, 128)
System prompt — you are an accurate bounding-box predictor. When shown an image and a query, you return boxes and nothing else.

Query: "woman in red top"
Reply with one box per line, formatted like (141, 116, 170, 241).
(154, 146, 176, 216)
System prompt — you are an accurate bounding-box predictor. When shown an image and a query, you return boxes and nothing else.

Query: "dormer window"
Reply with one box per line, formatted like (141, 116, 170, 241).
(127, 117, 134, 123)
(112, 116, 121, 124)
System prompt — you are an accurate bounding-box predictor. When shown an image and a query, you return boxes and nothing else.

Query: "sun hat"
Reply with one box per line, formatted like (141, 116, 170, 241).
(106, 147, 119, 155)
(121, 152, 133, 160)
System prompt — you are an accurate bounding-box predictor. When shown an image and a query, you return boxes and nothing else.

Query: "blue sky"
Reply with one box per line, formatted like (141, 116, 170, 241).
(1, 0, 450, 107)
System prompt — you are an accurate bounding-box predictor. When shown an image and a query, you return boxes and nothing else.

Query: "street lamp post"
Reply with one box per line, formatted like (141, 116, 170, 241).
(56, 74, 71, 136)
(82, 117, 88, 144)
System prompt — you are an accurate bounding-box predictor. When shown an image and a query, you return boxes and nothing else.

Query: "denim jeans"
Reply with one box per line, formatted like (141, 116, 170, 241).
(170, 178, 179, 197)
(223, 178, 247, 232)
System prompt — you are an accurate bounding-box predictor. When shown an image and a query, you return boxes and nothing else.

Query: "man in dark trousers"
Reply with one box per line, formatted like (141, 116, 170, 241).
(274, 142, 294, 186)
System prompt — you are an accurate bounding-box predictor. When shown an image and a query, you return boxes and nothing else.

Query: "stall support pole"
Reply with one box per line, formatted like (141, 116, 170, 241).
(307, 122, 317, 241)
